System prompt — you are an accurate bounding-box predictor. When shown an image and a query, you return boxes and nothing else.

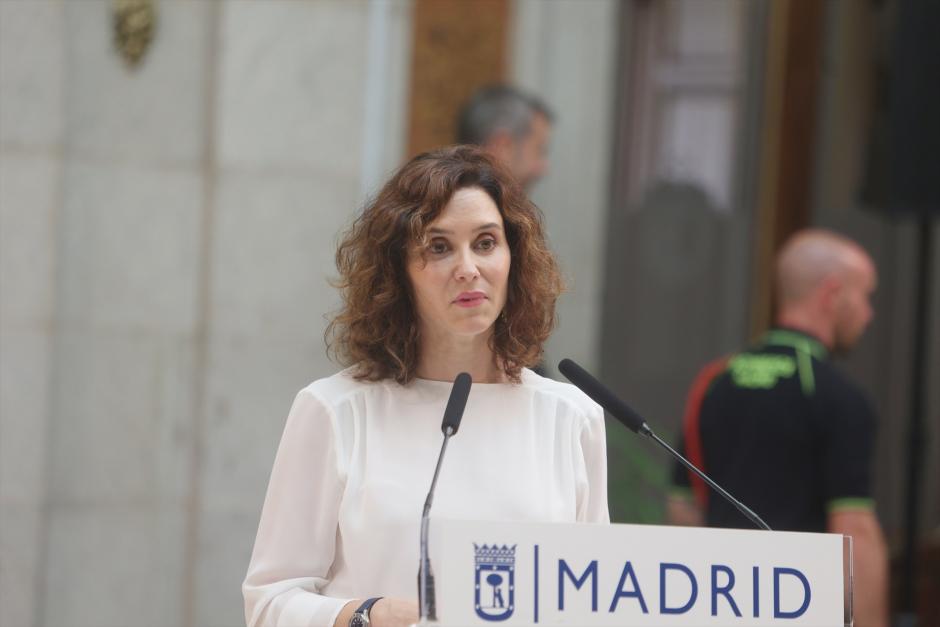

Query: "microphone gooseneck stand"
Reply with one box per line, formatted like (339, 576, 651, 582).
(644, 427, 771, 531)
(418, 428, 452, 622)
(557, 358, 772, 531)
(418, 372, 472, 624)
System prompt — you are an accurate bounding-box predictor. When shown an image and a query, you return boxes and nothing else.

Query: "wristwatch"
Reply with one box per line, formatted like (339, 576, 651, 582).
(349, 597, 383, 627)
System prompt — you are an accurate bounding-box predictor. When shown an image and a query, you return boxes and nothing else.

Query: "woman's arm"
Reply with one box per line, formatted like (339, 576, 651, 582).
(577, 403, 611, 523)
(243, 390, 352, 627)
(332, 600, 358, 627)
(333, 599, 419, 627)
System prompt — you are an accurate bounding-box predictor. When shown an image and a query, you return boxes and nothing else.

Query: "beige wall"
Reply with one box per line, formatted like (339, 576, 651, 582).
(1, 3, 65, 626)
(0, 2, 412, 625)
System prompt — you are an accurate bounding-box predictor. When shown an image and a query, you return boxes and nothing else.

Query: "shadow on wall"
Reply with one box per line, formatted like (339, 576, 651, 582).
(606, 180, 730, 524)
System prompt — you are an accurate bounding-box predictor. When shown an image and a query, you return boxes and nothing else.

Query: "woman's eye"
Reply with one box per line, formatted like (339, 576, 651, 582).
(428, 241, 449, 254)
(476, 238, 496, 251)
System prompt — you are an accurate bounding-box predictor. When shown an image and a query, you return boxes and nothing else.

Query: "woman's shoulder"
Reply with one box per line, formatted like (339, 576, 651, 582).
(300, 366, 387, 407)
(520, 368, 604, 421)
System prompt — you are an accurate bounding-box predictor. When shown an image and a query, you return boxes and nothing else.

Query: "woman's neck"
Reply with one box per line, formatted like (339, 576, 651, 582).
(414, 327, 506, 383)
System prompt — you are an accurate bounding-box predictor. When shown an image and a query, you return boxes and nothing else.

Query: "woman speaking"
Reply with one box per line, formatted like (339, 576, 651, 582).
(243, 146, 608, 627)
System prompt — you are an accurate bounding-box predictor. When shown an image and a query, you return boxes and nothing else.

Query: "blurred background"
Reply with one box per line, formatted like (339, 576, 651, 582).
(0, 0, 937, 626)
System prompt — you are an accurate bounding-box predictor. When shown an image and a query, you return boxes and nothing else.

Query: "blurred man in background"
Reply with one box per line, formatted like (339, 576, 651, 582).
(668, 229, 888, 627)
(456, 85, 553, 191)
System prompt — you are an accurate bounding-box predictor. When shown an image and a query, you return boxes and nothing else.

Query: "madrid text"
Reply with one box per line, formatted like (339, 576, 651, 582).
(557, 559, 812, 620)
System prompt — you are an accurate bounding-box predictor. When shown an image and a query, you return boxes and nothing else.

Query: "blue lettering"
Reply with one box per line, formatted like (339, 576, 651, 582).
(753, 566, 760, 618)
(711, 564, 742, 617)
(660, 563, 698, 615)
(608, 561, 648, 614)
(558, 559, 598, 612)
(773, 567, 811, 619)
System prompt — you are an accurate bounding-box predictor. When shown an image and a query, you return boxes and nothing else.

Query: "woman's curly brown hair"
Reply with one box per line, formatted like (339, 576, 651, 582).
(326, 145, 563, 384)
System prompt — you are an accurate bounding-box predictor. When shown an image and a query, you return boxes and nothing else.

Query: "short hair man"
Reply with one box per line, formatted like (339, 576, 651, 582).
(668, 229, 888, 627)
(456, 85, 553, 191)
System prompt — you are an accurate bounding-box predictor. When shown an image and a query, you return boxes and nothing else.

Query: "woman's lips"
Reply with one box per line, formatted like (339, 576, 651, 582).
(453, 291, 487, 308)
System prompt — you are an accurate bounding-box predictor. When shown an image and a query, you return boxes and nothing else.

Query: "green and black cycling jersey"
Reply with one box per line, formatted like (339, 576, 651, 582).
(672, 328, 877, 532)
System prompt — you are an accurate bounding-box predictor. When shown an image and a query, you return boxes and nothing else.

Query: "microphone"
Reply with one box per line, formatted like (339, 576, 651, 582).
(419, 372, 472, 622)
(558, 358, 651, 435)
(557, 359, 772, 531)
(441, 372, 470, 436)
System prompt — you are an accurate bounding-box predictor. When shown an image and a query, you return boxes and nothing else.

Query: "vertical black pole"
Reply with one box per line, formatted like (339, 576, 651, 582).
(899, 217, 933, 623)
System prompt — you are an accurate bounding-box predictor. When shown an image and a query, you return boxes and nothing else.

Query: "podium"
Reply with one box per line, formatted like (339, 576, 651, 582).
(426, 519, 853, 626)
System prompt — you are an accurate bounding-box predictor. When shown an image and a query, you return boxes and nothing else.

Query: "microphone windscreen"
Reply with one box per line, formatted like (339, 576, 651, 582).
(558, 358, 647, 433)
(441, 372, 472, 435)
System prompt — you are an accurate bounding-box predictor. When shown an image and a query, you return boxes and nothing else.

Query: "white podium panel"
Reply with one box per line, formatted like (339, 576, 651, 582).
(429, 519, 850, 626)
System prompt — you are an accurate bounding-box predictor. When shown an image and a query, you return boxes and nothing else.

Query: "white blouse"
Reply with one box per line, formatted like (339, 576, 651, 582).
(243, 368, 609, 627)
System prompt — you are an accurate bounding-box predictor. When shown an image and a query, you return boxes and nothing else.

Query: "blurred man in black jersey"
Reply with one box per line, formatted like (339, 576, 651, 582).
(668, 229, 888, 627)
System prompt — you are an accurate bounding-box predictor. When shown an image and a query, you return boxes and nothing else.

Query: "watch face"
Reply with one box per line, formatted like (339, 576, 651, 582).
(349, 614, 365, 627)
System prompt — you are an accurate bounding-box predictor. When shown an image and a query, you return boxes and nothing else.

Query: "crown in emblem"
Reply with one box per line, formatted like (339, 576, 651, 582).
(474, 543, 516, 566)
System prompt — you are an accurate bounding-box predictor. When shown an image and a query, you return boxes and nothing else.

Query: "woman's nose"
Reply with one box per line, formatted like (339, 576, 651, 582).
(454, 249, 480, 281)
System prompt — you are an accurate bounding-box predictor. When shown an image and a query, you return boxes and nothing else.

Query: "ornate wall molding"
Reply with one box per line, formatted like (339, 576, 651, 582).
(112, 0, 156, 68)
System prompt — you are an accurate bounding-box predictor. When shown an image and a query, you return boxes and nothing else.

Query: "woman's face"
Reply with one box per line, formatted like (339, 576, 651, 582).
(406, 187, 511, 342)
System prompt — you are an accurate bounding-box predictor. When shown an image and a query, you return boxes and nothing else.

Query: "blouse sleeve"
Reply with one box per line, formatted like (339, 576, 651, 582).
(243, 390, 353, 627)
(576, 403, 611, 524)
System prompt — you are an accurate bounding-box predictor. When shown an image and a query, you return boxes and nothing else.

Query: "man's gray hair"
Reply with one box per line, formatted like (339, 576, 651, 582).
(456, 85, 553, 145)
